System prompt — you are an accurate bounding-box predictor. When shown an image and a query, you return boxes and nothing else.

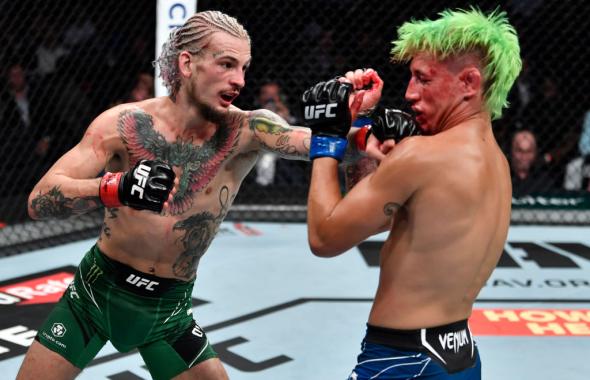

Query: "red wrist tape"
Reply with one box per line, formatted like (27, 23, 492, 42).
(99, 172, 123, 208)
(355, 126, 371, 152)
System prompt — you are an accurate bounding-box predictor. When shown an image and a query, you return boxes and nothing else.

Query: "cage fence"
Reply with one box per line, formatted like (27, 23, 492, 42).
(1, 0, 589, 255)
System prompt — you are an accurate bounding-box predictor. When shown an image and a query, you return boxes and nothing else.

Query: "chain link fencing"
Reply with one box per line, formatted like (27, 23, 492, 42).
(1, 0, 589, 255)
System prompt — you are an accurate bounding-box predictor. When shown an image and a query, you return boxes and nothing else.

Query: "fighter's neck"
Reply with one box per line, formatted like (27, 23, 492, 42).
(157, 96, 216, 134)
(439, 106, 490, 133)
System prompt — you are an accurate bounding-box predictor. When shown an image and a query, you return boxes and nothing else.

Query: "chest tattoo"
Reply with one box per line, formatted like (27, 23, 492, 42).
(172, 186, 233, 280)
(117, 109, 241, 214)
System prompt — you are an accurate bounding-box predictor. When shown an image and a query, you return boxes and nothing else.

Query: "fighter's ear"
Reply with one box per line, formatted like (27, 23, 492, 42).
(459, 67, 482, 101)
(178, 51, 193, 78)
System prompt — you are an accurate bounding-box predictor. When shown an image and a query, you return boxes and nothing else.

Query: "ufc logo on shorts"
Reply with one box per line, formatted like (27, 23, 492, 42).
(126, 274, 159, 291)
(131, 163, 151, 199)
(305, 103, 337, 119)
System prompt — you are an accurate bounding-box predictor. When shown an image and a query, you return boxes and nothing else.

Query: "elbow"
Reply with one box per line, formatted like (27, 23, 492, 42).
(28, 208, 38, 220)
(308, 235, 342, 258)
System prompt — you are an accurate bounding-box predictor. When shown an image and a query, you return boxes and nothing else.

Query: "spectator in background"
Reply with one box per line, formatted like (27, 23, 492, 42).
(115, 72, 155, 105)
(0, 63, 52, 222)
(494, 57, 533, 151)
(522, 77, 578, 180)
(563, 155, 590, 192)
(510, 130, 556, 196)
(253, 80, 297, 186)
(131, 72, 155, 101)
(40, 56, 94, 166)
(35, 28, 70, 77)
(579, 108, 590, 158)
(563, 110, 590, 192)
(0, 63, 50, 185)
(305, 26, 340, 80)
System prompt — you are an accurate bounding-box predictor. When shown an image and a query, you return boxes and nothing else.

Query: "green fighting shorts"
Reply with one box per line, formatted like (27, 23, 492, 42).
(35, 245, 217, 380)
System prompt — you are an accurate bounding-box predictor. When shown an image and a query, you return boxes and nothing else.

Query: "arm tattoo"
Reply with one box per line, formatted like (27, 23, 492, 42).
(30, 186, 101, 220)
(172, 186, 233, 280)
(383, 202, 402, 217)
(249, 110, 309, 159)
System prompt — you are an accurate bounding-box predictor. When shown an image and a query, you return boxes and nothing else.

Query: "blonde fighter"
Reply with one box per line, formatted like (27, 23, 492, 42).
(18, 11, 376, 380)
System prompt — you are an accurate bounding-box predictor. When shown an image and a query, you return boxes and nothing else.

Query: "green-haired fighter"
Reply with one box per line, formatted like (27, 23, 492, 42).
(304, 8, 522, 379)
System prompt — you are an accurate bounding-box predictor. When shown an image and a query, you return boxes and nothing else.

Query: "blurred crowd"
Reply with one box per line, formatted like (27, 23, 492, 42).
(1, 0, 589, 225)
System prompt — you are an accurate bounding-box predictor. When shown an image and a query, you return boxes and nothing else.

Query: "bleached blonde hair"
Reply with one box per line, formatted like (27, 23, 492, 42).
(154, 11, 250, 100)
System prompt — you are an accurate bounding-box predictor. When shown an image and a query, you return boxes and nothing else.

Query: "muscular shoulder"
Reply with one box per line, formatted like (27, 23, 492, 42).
(83, 101, 164, 158)
(89, 101, 154, 132)
(374, 136, 440, 191)
(248, 108, 284, 122)
(381, 136, 427, 168)
(246, 108, 289, 132)
(79, 104, 127, 151)
(90, 104, 126, 132)
(240, 108, 288, 146)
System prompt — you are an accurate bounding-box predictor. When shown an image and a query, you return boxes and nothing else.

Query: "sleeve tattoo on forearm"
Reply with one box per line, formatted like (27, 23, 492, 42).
(31, 186, 101, 219)
(249, 110, 309, 159)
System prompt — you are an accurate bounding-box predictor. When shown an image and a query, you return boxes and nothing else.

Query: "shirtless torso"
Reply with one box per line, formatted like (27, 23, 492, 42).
(369, 120, 511, 329)
(305, 8, 520, 378)
(30, 97, 310, 281)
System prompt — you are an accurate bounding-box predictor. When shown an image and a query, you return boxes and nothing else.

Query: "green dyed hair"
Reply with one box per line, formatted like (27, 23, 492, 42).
(391, 7, 522, 120)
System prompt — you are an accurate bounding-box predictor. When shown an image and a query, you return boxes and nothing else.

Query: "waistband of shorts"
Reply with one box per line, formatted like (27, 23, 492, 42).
(365, 319, 469, 351)
(80, 244, 194, 297)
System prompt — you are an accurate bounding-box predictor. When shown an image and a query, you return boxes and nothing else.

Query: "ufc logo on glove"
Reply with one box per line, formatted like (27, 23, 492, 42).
(304, 103, 338, 119)
(131, 163, 152, 199)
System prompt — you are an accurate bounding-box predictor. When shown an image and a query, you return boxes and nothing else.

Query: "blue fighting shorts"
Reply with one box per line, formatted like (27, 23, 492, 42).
(347, 320, 481, 379)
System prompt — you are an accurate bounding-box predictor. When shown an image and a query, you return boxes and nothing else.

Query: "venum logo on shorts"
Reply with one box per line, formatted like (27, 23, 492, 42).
(125, 274, 159, 291)
(51, 323, 66, 338)
(438, 329, 469, 353)
(192, 324, 204, 337)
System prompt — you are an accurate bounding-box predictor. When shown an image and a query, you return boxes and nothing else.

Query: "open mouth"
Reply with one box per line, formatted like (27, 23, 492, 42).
(220, 92, 238, 104)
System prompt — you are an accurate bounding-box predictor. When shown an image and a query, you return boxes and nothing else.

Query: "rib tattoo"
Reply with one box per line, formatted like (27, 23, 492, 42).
(172, 186, 233, 280)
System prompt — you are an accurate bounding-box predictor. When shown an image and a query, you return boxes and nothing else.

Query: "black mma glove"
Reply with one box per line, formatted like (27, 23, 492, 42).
(99, 159, 175, 213)
(370, 106, 421, 143)
(301, 78, 353, 161)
